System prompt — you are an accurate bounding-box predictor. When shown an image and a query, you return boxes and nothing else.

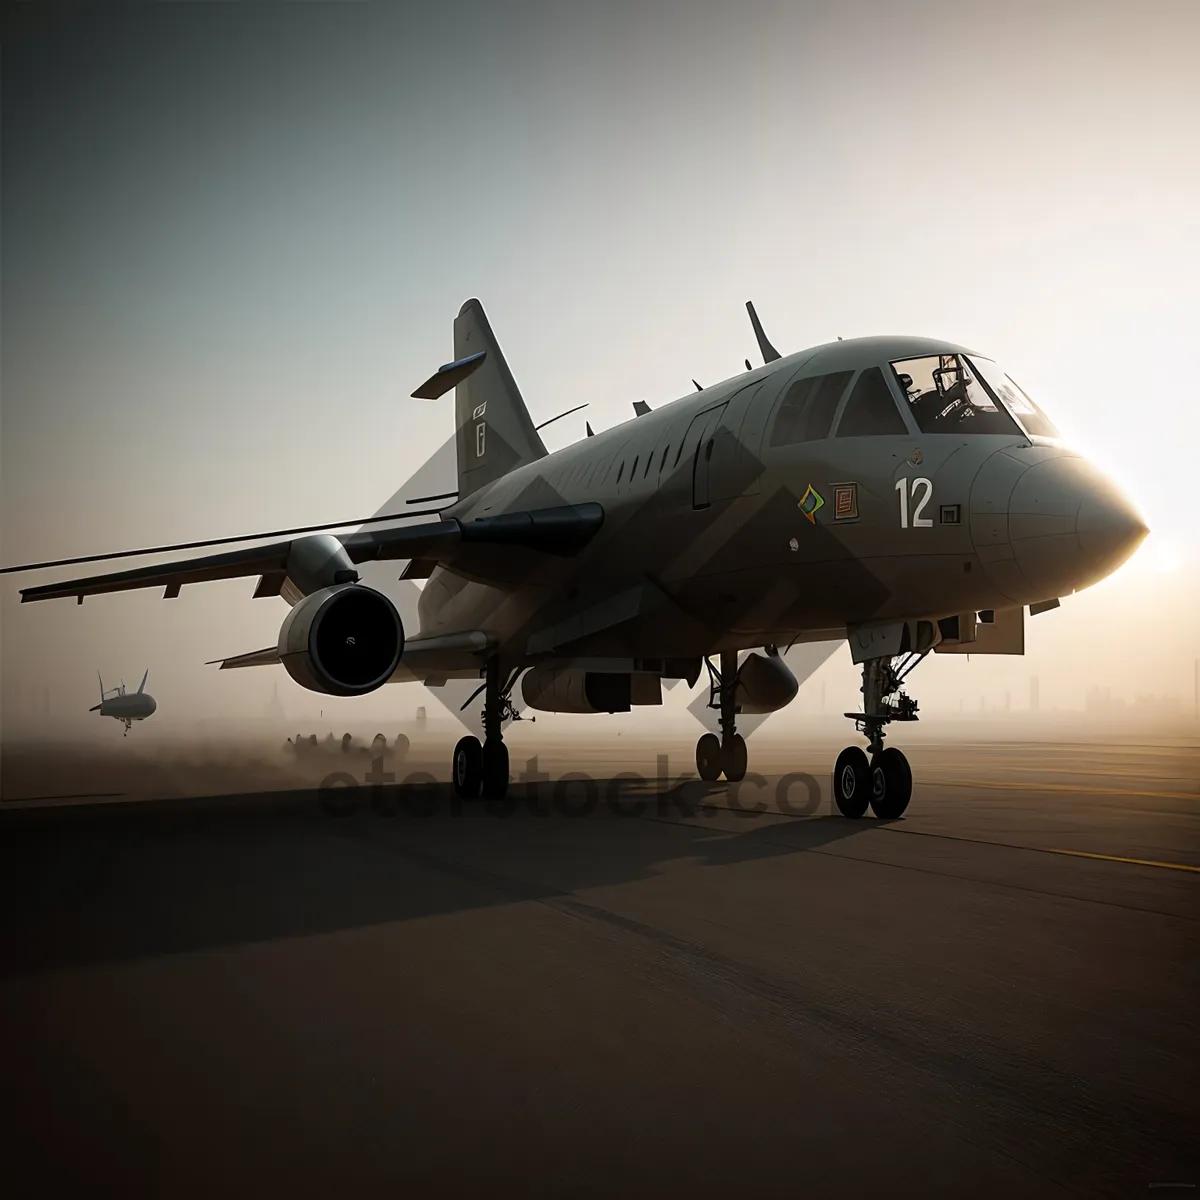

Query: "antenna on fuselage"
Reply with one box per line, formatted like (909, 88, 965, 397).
(585, 422, 594, 437)
(533, 402, 588, 433)
(692, 380, 703, 391)
(746, 301, 781, 363)
(632, 401, 651, 417)
(745, 359, 752, 371)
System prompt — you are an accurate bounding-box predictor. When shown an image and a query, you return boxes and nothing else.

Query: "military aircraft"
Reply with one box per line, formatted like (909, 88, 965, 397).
(91, 670, 157, 735)
(8, 300, 1147, 817)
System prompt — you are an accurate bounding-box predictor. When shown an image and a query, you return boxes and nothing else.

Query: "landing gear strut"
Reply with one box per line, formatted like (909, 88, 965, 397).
(835, 651, 925, 819)
(695, 651, 748, 783)
(452, 658, 521, 800)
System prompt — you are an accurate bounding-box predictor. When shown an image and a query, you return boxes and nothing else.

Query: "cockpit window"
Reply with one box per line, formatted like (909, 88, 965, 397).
(835, 367, 908, 437)
(769, 370, 854, 447)
(966, 357, 1061, 438)
(892, 354, 1020, 435)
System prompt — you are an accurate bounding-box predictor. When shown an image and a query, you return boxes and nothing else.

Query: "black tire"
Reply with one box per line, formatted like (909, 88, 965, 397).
(833, 746, 871, 818)
(453, 735, 483, 799)
(481, 738, 509, 800)
(723, 734, 748, 782)
(869, 747, 912, 819)
(696, 733, 723, 782)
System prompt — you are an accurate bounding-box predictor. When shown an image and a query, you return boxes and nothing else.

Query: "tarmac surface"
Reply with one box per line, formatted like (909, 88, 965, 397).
(2, 734, 1197, 1197)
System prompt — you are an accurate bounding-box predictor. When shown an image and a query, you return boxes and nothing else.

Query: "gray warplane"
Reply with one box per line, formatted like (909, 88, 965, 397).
(91, 670, 156, 735)
(11, 300, 1147, 817)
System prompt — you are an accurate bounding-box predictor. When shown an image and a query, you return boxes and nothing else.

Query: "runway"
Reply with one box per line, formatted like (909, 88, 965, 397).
(1, 734, 1197, 1197)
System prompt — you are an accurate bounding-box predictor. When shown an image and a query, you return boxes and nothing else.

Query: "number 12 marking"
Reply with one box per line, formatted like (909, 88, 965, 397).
(896, 476, 933, 528)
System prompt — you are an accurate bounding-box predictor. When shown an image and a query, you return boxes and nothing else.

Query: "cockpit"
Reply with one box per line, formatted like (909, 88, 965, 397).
(891, 353, 1060, 439)
(764, 339, 1064, 449)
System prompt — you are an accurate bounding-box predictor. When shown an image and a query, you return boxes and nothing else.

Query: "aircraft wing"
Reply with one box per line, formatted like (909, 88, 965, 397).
(15, 503, 603, 605)
(210, 629, 494, 676)
(207, 645, 283, 670)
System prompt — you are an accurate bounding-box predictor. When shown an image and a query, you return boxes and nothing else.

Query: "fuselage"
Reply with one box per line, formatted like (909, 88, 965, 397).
(98, 693, 157, 722)
(413, 335, 1145, 668)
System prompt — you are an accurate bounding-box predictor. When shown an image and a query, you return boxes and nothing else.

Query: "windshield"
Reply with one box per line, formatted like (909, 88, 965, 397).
(966, 356, 1061, 438)
(891, 354, 1019, 435)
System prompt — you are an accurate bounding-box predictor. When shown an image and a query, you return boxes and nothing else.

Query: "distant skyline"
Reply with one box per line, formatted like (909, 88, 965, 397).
(4, 1, 1198, 738)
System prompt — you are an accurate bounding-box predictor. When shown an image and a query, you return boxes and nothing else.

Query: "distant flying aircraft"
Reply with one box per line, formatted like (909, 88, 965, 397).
(91, 670, 156, 735)
(10, 300, 1147, 817)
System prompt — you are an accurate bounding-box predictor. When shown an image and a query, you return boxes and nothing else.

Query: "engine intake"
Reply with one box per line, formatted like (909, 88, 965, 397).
(278, 584, 404, 696)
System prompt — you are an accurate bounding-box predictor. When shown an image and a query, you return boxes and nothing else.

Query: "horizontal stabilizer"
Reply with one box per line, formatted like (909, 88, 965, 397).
(412, 351, 487, 400)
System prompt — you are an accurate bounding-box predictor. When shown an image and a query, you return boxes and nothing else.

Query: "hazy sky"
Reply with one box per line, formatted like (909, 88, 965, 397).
(3, 0, 1199, 736)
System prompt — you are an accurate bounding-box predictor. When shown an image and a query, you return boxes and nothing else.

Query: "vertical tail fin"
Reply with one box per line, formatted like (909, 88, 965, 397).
(137, 669, 149, 694)
(452, 299, 547, 499)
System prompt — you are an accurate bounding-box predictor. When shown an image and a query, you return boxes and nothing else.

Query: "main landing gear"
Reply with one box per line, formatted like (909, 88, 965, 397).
(695, 651, 748, 783)
(452, 658, 522, 801)
(834, 651, 926, 820)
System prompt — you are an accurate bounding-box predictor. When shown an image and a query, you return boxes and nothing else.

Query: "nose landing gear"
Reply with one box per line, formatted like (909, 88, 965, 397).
(834, 651, 926, 819)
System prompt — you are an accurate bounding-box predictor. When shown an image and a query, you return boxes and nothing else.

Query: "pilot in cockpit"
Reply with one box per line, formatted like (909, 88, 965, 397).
(898, 355, 992, 430)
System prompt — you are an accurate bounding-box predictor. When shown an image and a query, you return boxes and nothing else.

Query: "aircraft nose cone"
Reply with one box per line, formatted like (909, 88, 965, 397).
(1077, 487, 1149, 579)
(1008, 456, 1146, 596)
(146, 697, 157, 715)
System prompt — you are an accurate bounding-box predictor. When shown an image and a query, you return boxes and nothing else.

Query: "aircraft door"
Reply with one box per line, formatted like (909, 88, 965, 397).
(688, 404, 728, 509)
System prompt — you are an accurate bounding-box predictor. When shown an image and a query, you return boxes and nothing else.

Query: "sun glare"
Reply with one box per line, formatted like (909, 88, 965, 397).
(1128, 534, 1183, 576)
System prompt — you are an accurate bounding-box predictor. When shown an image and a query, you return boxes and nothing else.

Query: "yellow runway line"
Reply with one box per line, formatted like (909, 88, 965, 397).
(881, 827, 1200, 874)
(923, 778, 1199, 802)
(1041, 847, 1200, 874)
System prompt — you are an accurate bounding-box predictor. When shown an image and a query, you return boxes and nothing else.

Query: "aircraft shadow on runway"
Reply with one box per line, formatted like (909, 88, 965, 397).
(0, 777, 871, 979)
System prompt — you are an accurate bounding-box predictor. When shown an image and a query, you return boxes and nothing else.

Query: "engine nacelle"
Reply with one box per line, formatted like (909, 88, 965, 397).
(734, 650, 798, 714)
(521, 667, 661, 714)
(277, 584, 404, 696)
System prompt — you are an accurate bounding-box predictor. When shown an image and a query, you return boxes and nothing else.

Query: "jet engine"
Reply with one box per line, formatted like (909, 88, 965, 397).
(734, 649, 798, 714)
(521, 667, 662, 714)
(277, 583, 404, 696)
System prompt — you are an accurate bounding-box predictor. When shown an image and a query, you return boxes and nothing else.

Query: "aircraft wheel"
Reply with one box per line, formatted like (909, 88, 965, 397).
(453, 735, 483, 799)
(869, 747, 912, 819)
(481, 738, 509, 800)
(395, 733, 410, 757)
(696, 733, 723, 782)
(723, 734, 748, 782)
(833, 746, 871, 818)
